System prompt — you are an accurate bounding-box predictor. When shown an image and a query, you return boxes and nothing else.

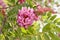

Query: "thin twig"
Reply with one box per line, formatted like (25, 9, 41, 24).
(0, 5, 16, 10)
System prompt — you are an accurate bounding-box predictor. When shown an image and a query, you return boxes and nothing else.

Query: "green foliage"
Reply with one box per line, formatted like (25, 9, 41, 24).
(42, 12, 60, 40)
(26, 0, 34, 7)
(6, 0, 18, 6)
(0, 13, 4, 27)
(52, 17, 60, 25)
(48, 31, 60, 40)
(0, 34, 5, 40)
(0, 0, 60, 40)
(43, 23, 51, 32)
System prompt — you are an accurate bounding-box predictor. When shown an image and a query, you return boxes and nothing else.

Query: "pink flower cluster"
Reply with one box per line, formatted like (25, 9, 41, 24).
(17, 7, 38, 28)
(18, 0, 25, 4)
(35, 5, 55, 14)
(0, 0, 6, 8)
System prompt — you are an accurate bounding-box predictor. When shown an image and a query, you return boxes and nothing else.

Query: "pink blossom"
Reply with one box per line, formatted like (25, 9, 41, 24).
(43, 7, 56, 14)
(17, 7, 38, 28)
(35, 5, 45, 14)
(35, 4, 55, 14)
(0, 0, 6, 8)
(18, 0, 25, 4)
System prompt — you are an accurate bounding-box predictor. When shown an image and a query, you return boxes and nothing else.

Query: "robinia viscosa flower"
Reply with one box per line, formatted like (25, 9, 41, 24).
(17, 7, 38, 28)
(0, 0, 6, 8)
(18, 0, 25, 4)
(35, 4, 55, 15)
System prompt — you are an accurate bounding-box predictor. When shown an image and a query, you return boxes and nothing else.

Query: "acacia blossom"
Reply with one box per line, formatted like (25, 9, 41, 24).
(0, 0, 6, 8)
(17, 7, 38, 28)
(18, 0, 25, 4)
(35, 4, 55, 15)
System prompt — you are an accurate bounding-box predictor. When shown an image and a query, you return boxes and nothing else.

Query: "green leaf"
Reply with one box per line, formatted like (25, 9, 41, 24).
(43, 33, 50, 40)
(4, 22, 12, 29)
(25, 36, 31, 40)
(5, 36, 9, 40)
(50, 15, 57, 21)
(9, 31, 15, 37)
(7, 5, 22, 22)
(27, 21, 40, 35)
(49, 31, 60, 40)
(7, 0, 18, 5)
(32, 21, 40, 34)
(42, 12, 52, 22)
(31, 36, 36, 40)
(21, 37, 26, 40)
(15, 27, 22, 38)
(40, 33, 45, 40)
(46, 12, 51, 19)
(26, 0, 34, 7)
(42, 16, 48, 21)
(42, 23, 50, 32)
(46, 20, 52, 23)
(37, 34, 42, 40)
(21, 27, 27, 34)
(0, 13, 4, 26)
(54, 18, 60, 25)
(55, 26, 60, 32)
(57, 22, 60, 25)
(7, 5, 22, 17)
(0, 34, 5, 40)
(27, 27, 34, 34)
(54, 18, 60, 23)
